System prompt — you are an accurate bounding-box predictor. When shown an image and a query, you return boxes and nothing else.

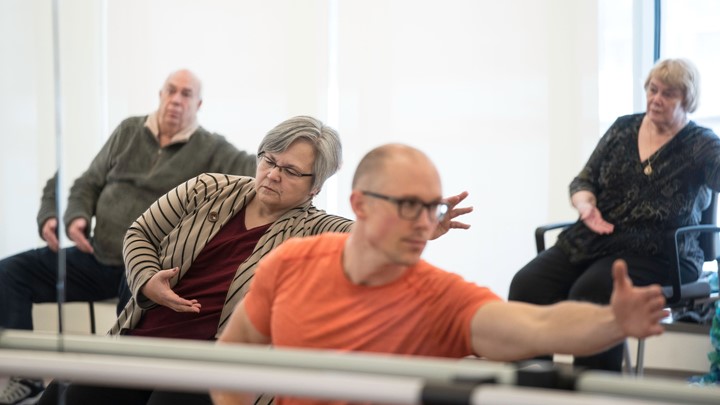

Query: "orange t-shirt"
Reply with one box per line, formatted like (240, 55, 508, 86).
(245, 233, 501, 358)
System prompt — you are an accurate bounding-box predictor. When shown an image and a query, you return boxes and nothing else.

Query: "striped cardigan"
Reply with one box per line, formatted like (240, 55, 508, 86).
(109, 173, 353, 336)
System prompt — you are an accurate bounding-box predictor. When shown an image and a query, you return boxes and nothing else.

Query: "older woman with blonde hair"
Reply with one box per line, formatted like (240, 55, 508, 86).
(509, 58, 720, 372)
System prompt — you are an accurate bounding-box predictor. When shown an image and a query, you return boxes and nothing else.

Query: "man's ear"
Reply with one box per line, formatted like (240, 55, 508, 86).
(349, 190, 367, 219)
(197, 99, 203, 110)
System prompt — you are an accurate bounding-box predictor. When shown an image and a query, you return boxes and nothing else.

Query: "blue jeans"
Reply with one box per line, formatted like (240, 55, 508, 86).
(0, 246, 124, 331)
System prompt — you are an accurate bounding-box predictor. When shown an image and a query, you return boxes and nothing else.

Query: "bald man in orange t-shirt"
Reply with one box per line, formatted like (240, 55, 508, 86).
(213, 144, 668, 405)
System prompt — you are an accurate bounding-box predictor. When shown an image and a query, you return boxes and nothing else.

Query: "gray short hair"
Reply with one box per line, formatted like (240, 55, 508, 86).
(257, 116, 342, 193)
(644, 58, 700, 113)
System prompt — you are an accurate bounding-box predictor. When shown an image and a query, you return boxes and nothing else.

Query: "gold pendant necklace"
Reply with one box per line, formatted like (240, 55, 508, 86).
(642, 135, 658, 176)
(640, 116, 685, 177)
(644, 162, 653, 175)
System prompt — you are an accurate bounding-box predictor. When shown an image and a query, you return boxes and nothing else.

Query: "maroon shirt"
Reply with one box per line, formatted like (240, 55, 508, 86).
(130, 208, 270, 340)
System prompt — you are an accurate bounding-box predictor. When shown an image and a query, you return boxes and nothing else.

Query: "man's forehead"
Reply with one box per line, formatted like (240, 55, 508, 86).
(377, 178, 442, 201)
(165, 73, 198, 89)
(165, 80, 196, 91)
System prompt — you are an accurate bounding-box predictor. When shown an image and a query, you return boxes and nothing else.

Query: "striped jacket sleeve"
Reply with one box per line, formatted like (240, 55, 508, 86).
(123, 173, 235, 308)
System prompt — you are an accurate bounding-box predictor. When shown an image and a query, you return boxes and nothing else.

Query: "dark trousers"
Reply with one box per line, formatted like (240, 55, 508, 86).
(508, 246, 698, 371)
(0, 246, 126, 331)
(38, 382, 212, 405)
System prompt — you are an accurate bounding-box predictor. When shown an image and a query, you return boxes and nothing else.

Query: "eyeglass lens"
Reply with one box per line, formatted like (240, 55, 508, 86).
(398, 200, 448, 221)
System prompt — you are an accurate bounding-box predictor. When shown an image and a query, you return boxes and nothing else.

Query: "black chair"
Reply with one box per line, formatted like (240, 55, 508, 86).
(534, 192, 719, 375)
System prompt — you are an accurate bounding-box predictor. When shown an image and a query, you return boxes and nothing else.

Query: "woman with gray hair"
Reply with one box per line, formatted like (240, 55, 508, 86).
(38, 115, 470, 405)
(114, 115, 348, 339)
(509, 58, 720, 372)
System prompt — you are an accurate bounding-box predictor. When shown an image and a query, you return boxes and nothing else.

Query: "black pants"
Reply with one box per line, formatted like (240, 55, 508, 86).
(508, 246, 698, 371)
(0, 246, 128, 331)
(38, 381, 212, 405)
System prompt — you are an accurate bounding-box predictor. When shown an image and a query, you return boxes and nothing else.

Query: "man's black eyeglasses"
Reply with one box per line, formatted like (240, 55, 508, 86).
(258, 152, 314, 178)
(361, 191, 449, 222)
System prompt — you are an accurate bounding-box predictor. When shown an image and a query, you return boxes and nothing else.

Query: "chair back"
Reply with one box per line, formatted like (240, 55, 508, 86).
(665, 190, 719, 304)
(699, 191, 720, 261)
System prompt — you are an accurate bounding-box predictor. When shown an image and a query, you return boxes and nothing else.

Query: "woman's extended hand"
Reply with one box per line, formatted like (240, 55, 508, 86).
(576, 201, 614, 234)
(141, 267, 202, 313)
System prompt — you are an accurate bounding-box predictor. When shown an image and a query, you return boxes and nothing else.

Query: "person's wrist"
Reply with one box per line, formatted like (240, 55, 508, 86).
(576, 202, 592, 217)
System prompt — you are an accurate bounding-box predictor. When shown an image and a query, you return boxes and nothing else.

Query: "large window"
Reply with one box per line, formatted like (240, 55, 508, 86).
(664, 0, 720, 272)
(598, 0, 635, 133)
(663, 0, 720, 135)
(598, 0, 720, 135)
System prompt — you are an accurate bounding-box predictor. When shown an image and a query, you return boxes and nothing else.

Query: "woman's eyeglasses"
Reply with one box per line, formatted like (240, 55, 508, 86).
(258, 152, 313, 179)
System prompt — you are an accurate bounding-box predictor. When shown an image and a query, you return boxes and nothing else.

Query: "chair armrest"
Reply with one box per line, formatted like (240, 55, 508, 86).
(668, 225, 720, 304)
(535, 221, 575, 253)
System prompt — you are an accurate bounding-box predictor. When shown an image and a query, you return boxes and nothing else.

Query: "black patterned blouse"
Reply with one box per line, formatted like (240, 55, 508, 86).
(556, 113, 720, 276)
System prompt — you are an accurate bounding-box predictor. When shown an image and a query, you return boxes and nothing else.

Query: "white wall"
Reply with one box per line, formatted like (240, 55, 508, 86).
(331, 0, 598, 297)
(0, 0, 598, 300)
(0, 0, 107, 252)
(0, 0, 55, 253)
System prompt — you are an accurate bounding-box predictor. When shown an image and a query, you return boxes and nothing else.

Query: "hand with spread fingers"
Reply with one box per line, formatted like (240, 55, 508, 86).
(431, 191, 473, 240)
(609, 259, 668, 339)
(141, 267, 202, 313)
(576, 201, 614, 235)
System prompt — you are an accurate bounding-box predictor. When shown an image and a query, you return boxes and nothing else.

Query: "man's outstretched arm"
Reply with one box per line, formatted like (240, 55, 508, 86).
(470, 259, 667, 361)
